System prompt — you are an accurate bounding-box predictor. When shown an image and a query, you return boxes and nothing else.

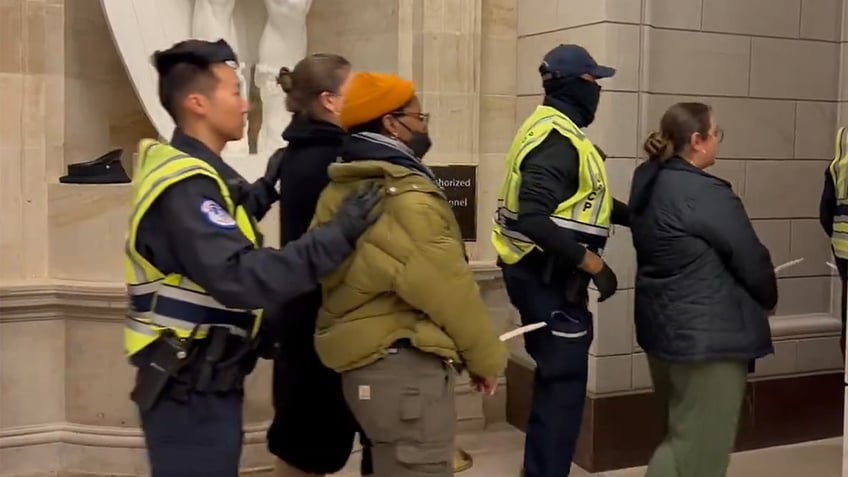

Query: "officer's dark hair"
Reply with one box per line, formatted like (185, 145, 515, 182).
(644, 102, 712, 162)
(347, 98, 415, 135)
(151, 39, 238, 122)
(277, 53, 351, 118)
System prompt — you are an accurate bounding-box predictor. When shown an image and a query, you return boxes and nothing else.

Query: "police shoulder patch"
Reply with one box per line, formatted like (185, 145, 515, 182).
(200, 199, 237, 229)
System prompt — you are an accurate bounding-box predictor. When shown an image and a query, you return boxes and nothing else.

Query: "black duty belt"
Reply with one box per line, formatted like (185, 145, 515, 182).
(130, 326, 257, 411)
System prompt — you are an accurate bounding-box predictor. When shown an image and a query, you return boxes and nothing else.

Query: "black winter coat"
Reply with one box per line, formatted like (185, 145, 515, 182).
(629, 157, 777, 363)
(269, 116, 346, 351)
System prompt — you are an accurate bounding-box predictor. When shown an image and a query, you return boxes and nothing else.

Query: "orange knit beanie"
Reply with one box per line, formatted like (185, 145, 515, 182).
(340, 72, 416, 130)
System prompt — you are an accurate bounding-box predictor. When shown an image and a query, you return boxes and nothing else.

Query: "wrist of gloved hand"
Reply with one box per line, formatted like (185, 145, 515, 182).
(263, 149, 285, 185)
(592, 262, 619, 302)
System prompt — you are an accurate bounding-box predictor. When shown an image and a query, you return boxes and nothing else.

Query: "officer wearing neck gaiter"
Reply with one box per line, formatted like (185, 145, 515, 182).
(491, 44, 630, 477)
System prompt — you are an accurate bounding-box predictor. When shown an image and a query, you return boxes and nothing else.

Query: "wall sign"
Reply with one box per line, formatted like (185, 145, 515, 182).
(430, 165, 477, 241)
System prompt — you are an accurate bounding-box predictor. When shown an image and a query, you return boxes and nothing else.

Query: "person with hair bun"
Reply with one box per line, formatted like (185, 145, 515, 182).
(629, 102, 778, 477)
(260, 53, 378, 477)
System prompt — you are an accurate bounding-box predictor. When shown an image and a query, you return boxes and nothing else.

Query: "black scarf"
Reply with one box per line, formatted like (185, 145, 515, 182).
(342, 132, 438, 184)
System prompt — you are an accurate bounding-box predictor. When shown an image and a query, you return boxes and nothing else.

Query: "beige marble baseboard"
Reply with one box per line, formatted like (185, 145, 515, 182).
(0, 422, 274, 477)
(0, 277, 507, 476)
(0, 262, 504, 321)
(507, 311, 844, 399)
(0, 421, 270, 449)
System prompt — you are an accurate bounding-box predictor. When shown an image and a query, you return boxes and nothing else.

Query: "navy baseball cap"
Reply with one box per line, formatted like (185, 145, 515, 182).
(539, 44, 616, 81)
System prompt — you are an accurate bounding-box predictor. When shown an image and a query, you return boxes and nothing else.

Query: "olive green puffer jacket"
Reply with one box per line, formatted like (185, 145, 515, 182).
(309, 160, 507, 379)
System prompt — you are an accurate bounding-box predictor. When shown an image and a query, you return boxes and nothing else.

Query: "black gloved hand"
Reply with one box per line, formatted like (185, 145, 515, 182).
(591, 262, 618, 302)
(333, 183, 383, 243)
(262, 148, 286, 188)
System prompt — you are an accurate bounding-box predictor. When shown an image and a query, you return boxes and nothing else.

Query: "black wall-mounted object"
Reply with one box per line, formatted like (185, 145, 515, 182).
(60, 149, 131, 184)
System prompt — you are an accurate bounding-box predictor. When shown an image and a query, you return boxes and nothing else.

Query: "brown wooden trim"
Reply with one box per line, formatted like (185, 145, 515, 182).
(506, 358, 845, 472)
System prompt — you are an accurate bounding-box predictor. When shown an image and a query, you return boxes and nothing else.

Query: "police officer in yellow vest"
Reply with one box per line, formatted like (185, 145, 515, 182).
(491, 44, 630, 477)
(127, 39, 381, 477)
(819, 127, 848, 357)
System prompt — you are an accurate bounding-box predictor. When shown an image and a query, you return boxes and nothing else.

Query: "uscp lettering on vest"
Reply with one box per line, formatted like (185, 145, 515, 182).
(491, 105, 613, 265)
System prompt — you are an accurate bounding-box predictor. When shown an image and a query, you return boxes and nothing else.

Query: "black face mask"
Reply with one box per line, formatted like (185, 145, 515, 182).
(545, 77, 602, 127)
(579, 81, 602, 124)
(397, 121, 433, 159)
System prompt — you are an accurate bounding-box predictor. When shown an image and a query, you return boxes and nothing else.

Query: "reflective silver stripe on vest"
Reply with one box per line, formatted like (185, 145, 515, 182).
(496, 207, 609, 239)
(147, 315, 249, 338)
(152, 282, 254, 337)
(549, 216, 609, 237)
(125, 315, 249, 339)
(835, 214, 848, 224)
(570, 158, 607, 224)
(156, 284, 250, 312)
(126, 247, 147, 285)
(513, 116, 588, 169)
(551, 330, 588, 339)
(498, 225, 535, 244)
(127, 280, 162, 296)
(125, 317, 159, 336)
(127, 310, 150, 321)
(132, 156, 201, 228)
(125, 152, 195, 285)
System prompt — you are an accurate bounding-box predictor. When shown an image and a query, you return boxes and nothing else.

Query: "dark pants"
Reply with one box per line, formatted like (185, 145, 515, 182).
(838, 257, 847, 357)
(139, 391, 244, 477)
(503, 265, 593, 477)
(267, 294, 372, 475)
(269, 347, 372, 475)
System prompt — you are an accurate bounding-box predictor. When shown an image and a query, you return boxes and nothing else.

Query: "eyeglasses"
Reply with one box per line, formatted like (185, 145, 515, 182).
(700, 127, 725, 143)
(392, 111, 430, 126)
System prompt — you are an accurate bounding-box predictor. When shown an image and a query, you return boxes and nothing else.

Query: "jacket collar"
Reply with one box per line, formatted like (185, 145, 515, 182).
(664, 156, 731, 188)
(342, 132, 438, 183)
(170, 129, 245, 183)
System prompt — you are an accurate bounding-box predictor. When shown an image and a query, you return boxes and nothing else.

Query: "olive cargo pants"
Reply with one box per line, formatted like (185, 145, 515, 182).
(645, 356, 748, 477)
(341, 346, 456, 477)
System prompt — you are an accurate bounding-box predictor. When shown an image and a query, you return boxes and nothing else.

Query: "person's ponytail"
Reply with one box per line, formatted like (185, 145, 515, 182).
(643, 131, 674, 162)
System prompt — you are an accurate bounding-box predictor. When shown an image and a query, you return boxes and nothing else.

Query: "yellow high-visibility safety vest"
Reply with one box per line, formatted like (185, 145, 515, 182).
(830, 127, 848, 259)
(123, 139, 262, 357)
(491, 105, 613, 265)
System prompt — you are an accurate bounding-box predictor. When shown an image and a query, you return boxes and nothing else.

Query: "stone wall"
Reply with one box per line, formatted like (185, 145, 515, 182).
(0, 1, 515, 475)
(515, 0, 845, 398)
(0, 0, 61, 283)
(63, 0, 156, 178)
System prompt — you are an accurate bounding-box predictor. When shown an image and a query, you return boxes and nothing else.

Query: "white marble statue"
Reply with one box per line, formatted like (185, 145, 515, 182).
(190, 0, 314, 155)
(99, 0, 312, 180)
(256, 0, 314, 153)
(191, 0, 250, 156)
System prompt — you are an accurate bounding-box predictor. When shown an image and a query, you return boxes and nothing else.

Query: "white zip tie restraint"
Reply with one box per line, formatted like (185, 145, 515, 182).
(774, 258, 804, 273)
(499, 322, 548, 342)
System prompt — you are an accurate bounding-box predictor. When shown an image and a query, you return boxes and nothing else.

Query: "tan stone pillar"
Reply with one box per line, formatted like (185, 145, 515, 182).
(309, 0, 515, 421)
(0, 1, 65, 475)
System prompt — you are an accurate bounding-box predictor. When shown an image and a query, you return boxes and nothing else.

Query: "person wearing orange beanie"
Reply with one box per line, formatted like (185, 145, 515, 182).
(339, 73, 417, 130)
(307, 72, 508, 477)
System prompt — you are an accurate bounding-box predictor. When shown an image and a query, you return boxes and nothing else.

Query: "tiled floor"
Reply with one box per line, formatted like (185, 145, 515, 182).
(332, 424, 843, 476)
